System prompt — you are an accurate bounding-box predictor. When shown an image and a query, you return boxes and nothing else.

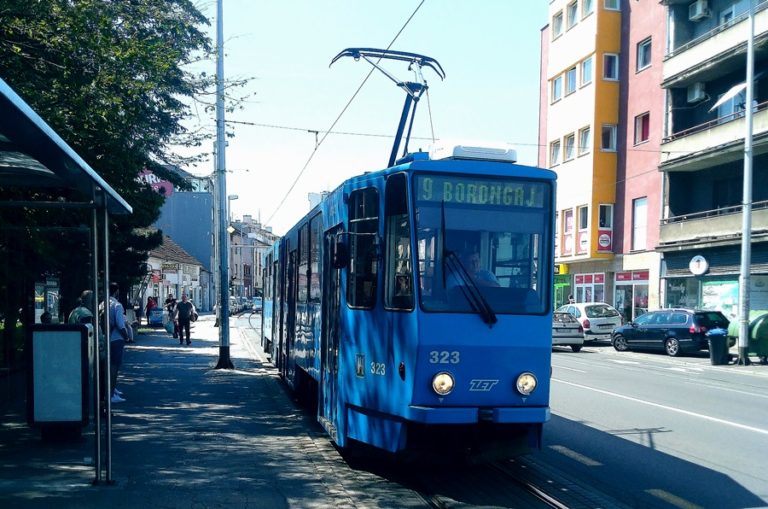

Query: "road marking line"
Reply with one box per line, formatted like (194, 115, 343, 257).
(553, 378, 768, 436)
(555, 365, 587, 373)
(548, 445, 602, 466)
(646, 489, 703, 509)
(611, 359, 641, 365)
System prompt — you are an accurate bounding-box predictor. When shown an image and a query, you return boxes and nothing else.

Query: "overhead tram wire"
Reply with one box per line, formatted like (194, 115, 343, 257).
(226, 119, 434, 140)
(264, 0, 427, 227)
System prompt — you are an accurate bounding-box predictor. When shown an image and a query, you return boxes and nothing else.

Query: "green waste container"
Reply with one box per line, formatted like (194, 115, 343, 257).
(707, 328, 729, 365)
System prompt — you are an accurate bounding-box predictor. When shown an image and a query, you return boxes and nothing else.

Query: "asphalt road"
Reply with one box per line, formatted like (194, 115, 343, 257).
(546, 344, 768, 508)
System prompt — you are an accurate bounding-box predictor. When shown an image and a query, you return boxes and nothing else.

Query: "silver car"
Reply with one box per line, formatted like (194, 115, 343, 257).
(552, 311, 585, 352)
(556, 302, 622, 341)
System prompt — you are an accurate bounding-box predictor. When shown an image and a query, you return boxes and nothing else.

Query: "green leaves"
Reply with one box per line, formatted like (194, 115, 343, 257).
(0, 0, 215, 299)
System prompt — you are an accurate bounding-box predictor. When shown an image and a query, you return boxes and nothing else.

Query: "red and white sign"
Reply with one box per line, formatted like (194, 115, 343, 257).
(597, 229, 613, 252)
(137, 169, 174, 197)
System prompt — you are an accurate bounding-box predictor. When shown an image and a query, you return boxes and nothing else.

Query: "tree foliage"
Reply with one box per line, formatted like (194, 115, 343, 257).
(0, 0, 220, 346)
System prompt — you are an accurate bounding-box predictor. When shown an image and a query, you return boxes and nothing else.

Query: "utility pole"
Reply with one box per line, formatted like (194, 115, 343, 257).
(214, 0, 233, 369)
(737, 0, 755, 366)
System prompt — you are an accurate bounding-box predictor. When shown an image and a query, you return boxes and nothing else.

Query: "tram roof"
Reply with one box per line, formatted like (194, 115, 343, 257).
(0, 77, 132, 215)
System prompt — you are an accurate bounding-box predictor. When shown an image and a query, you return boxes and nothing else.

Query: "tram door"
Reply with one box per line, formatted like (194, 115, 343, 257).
(283, 248, 297, 381)
(320, 227, 342, 438)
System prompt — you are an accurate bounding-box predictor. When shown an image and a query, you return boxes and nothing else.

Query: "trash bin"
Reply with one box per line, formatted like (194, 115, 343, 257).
(706, 328, 729, 365)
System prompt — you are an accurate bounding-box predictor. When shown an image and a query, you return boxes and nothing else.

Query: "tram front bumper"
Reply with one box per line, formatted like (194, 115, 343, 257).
(405, 405, 550, 425)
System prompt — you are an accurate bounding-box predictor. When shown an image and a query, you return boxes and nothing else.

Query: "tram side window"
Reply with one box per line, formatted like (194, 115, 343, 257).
(384, 174, 413, 310)
(298, 224, 309, 303)
(348, 188, 379, 309)
(310, 214, 322, 302)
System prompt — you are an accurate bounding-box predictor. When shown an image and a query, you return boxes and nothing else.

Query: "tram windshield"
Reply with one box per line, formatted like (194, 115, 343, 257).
(413, 173, 552, 315)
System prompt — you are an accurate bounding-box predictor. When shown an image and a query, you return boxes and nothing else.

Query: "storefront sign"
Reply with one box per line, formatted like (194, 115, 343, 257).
(597, 229, 613, 252)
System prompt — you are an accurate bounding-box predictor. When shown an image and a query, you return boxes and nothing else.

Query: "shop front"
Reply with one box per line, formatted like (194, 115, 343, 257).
(615, 270, 649, 322)
(574, 272, 606, 304)
(662, 244, 768, 321)
(554, 264, 571, 308)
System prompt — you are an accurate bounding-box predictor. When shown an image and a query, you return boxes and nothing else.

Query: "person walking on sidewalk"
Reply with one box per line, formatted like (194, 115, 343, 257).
(108, 282, 130, 403)
(174, 293, 196, 345)
(164, 293, 178, 339)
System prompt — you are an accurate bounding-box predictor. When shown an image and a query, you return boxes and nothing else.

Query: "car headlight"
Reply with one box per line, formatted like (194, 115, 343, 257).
(431, 372, 455, 396)
(515, 372, 537, 396)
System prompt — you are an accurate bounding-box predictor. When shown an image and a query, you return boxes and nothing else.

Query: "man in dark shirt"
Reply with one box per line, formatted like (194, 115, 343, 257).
(174, 294, 196, 346)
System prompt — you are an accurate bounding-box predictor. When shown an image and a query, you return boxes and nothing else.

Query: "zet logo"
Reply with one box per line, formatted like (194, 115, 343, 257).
(469, 379, 499, 392)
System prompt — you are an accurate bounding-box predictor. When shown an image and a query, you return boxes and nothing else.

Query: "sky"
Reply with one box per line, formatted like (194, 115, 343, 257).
(184, 0, 548, 235)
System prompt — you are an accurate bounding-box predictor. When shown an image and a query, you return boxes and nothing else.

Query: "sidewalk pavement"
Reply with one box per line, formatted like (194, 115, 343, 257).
(0, 314, 403, 509)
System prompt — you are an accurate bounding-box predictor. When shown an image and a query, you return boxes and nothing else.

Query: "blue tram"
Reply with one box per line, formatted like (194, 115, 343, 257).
(261, 49, 556, 457)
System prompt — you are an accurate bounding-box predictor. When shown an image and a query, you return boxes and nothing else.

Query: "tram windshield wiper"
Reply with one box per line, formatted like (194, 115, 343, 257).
(444, 250, 497, 327)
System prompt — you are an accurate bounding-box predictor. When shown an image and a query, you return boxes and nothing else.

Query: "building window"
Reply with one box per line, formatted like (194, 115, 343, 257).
(599, 204, 613, 228)
(580, 56, 593, 86)
(552, 75, 563, 102)
(634, 112, 650, 145)
(583, 0, 594, 17)
(552, 11, 564, 38)
(632, 197, 647, 251)
(566, 67, 577, 95)
(567, 1, 578, 29)
(637, 37, 651, 71)
(578, 126, 591, 155)
(550, 140, 561, 166)
(564, 133, 576, 161)
(577, 205, 588, 254)
(563, 208, 574, 256)
(601, 124, 617, 151)
(603, 53, 619, 80)
(605, 0, 619, 10)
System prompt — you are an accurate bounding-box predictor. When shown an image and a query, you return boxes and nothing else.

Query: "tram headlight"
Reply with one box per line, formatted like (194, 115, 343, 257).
(431, 372, 455, 396)
(515, 372, 537, 396)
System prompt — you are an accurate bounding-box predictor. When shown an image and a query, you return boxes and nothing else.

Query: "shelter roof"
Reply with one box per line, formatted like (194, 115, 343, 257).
(0, 78, 131, 215)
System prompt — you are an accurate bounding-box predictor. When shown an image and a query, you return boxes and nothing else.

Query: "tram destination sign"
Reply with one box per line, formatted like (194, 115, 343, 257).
(416, 175, 546, 208)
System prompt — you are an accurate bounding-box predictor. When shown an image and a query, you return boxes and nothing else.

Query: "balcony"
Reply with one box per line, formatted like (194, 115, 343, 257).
(663, 1, 768, 87)
(660, 101, 768, 171)
(659, 200, 768, 248)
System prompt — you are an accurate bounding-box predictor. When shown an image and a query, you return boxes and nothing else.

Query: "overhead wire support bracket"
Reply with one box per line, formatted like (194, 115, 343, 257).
(330, 48, 445, 167)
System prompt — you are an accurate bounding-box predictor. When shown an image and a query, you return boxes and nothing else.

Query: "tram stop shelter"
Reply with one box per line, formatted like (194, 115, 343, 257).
(0, 76, 131, 482)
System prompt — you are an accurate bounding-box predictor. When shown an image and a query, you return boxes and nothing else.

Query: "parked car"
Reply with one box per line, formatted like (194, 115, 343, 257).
(552, 311, 585, 352)
(611, 308, 730, 357)
(556, 302, 622, 341)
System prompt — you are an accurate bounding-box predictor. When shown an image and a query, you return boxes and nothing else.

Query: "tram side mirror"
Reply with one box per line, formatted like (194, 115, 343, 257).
(332, 238, 349, 269)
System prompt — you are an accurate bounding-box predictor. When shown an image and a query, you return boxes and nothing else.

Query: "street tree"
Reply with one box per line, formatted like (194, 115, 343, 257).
(0, 0, 240, 363)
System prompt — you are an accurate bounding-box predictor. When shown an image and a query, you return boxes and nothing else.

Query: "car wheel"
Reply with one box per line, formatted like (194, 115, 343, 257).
(571, 345, 582, 353)
(665, 337, 681, 357)
(612, 334, 629, 352)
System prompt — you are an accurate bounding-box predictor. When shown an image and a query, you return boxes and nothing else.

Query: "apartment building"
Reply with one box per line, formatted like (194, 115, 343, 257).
(542, 0, 619, 310)
(659, 0, 768, 317)
(542, 0, 768, 321)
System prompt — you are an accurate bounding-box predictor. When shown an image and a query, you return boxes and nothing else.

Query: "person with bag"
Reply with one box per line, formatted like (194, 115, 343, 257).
(174, 293, 196, 346)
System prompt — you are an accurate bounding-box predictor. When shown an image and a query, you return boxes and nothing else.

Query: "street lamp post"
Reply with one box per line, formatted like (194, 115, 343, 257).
(227, 194, 238, 223)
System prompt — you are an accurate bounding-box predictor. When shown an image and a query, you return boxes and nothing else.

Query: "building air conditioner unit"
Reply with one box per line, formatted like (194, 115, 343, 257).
(689, 0, 710, 21)
(687, 82, 706, 103)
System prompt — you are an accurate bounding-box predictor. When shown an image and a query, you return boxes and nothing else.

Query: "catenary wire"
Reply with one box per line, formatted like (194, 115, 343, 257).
(264, 0, 427, 227)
